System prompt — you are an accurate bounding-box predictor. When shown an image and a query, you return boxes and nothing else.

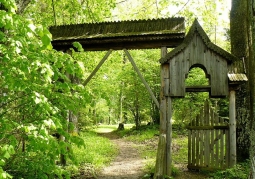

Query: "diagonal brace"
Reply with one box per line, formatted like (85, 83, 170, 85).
(124, 49, 159, 109)
(83, 49, 113, 87)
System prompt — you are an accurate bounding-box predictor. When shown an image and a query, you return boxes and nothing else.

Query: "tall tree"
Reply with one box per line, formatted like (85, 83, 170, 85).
(230, 0, 255, 164)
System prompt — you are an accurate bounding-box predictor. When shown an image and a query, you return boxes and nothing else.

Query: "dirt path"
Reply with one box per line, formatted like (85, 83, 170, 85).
(97, 132, 147, 179)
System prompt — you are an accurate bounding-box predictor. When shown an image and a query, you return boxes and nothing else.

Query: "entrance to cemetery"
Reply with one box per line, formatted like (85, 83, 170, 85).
(50, 18, 247, 177)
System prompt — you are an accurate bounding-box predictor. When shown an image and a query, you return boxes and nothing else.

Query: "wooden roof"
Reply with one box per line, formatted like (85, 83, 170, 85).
(160, 19, 239, 64)
(228, 73, 248, 82)
(49, 17, 185, 51)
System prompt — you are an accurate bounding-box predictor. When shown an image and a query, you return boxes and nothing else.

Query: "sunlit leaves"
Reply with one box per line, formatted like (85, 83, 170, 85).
(0, 1, 87, 178)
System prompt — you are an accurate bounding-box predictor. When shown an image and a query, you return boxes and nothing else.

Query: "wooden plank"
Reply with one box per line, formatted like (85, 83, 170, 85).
(192, 130, 196, 166)
(220, 118, 224, 168)
(186, 125, 228, 130)
(204, 103, 211, 168)
(83, 49, 113, 86)
(196, 126, 200, 167)
(215, 115, 219, 168)
(195, 115, 199, 166)
(188, 129, 191, 166)
(124, 49, 159, 109)
(225, 128, 229, 167)
(185, 86, 211, 92)
(199, 109, 204, 167)
(210, 108, 215, 167)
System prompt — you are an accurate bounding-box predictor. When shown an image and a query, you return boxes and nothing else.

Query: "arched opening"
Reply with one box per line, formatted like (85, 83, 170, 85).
(185, 65, 210, 87)
(172, 67, 210, 171)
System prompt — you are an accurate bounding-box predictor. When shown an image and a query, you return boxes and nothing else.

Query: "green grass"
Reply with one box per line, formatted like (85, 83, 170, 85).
(94, 124, 118, 133)
(119, 125, 159, 141)
(172, 135, 188, 164)
(94, 124, 135, 133)
(71, 130, 118, 177)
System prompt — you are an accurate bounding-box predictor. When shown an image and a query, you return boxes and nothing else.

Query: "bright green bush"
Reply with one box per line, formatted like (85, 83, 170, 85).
(208, 161, 250, 179)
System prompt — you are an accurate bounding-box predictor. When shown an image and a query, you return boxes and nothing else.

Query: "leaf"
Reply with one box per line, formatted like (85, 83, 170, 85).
(3, 151, 10, 159)
(41, 34, 52, 50)
(72, 42, 84, 52)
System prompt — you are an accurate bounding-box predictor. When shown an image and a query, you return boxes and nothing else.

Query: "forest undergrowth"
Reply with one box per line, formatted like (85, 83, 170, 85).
(70, 124, 250, 179)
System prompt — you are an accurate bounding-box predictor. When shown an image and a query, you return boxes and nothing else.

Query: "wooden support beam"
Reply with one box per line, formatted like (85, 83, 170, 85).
(154, 134, 166, 179)
(160, 47, 168, 175)
(185, 86, 211, 92)
(166, 96, 172, 176)
(229, 90, 236, 167)
(124, 49, 159, 109)
(83, 49, 113, 87)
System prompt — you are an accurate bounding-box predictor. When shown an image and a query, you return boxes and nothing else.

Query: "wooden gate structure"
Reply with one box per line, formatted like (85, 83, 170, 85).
(187, 100, 229, 170)
(158, 19, 247, 177)
(49, 18, 248, 177)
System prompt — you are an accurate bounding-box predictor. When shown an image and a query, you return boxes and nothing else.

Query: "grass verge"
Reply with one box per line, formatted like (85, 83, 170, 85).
(70, 130, 118, 178)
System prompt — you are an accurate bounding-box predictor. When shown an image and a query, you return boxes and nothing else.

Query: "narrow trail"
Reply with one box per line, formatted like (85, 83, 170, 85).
(97, 132, 147, 179)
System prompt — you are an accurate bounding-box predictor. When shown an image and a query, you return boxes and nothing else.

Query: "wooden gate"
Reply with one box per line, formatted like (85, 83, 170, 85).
(187, 100, 229, 170)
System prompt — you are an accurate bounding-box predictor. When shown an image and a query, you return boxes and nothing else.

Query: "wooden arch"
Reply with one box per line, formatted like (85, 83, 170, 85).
(156, 19, 248, 177)
(160, 19, 236, 98)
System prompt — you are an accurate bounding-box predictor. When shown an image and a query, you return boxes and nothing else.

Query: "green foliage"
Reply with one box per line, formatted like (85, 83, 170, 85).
(0, 1, 87, 178)
(70, 131, 118, 177)
(23, 0, 116, 26)
(119, 124, 159, 142)
(208, 161, 250, 179)
(173, 68, 209, 125)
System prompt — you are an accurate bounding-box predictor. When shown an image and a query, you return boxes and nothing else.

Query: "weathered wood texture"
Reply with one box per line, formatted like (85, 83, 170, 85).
(160, 20, 238, 98)
(154, 134, 166, 179)
(229, 90, 236, 167)
(169, 35, 228, 97)
(50, 18, 185, 51)
(159, 47, 168, 175)
(187, 100, 230, 170)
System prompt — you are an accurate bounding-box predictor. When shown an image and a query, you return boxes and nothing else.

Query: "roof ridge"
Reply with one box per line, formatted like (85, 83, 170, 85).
(50, 17, 185, 28)
(160, 19, 238, 64)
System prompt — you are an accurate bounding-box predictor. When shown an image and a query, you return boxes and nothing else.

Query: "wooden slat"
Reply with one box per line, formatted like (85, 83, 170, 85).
(215, 115, 219, 168)
(199, 109, 204, 167)
(220, 118, 224, 168)
(204, 100, 210, 167)
(192, 130, 196, 165)
(225, 128, 229, 167)
(186, 125, 228, 130)
(188, 130, 191, 166)
(185, 86, 211, 92)
(196, 127, 200, 166)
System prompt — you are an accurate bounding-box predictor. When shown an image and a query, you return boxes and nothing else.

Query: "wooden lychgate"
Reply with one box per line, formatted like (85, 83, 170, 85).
(158, 19, 247, 176)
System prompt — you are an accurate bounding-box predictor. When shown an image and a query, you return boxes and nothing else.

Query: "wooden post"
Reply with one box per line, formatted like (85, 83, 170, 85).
(154, 134, 166, 179)
(83, 49, 113, 87)
(161, 47, 168, 176)
(229, 90, 236, 167)
(124, 49, 159, 109)
(166, 96, 172, 176)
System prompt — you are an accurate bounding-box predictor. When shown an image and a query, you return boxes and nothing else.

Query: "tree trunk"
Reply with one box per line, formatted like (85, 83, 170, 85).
(230, 0, 254, 162)
(15, 0, 31, 14)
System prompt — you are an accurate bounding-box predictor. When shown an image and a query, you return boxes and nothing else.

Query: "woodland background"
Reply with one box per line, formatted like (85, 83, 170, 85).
(0, 0, 255, 178)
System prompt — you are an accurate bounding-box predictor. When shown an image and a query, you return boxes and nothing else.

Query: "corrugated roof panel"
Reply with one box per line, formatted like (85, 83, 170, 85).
(50, 17, 185, 40)
(49, 17, 186, 51)
(228, 73, 248, 82)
